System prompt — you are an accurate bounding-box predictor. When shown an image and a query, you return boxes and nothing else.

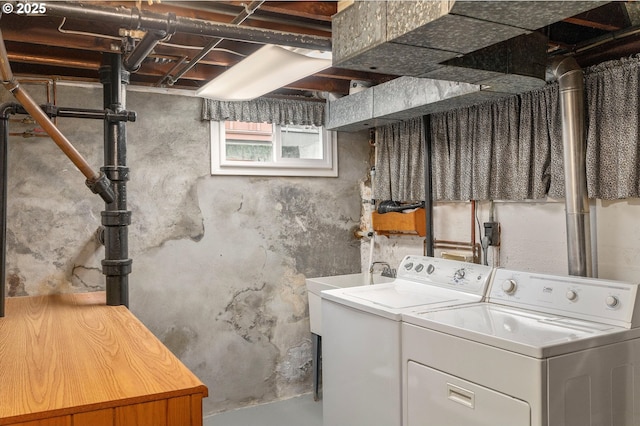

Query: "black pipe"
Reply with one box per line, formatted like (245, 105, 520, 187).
(422, 115, 434, 257)
(124, 29, 170, 72)
(100, 53, 132, 307)
(42, 2, 331, 51)
(6, 104, 136, 122)
(0, 103, 19, 318)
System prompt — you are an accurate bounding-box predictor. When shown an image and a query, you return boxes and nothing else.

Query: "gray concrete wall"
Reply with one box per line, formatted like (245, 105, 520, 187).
(1, 83, 370, 415)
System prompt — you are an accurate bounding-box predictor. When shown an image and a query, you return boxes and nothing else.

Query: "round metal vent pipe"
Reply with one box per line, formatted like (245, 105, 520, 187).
(550, 56, 592, 277)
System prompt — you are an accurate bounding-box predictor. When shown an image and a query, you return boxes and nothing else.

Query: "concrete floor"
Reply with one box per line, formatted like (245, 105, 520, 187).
(204, 394, 322, 426)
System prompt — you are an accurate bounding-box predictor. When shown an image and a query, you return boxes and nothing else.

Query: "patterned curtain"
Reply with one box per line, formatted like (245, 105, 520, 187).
(377, 55, 640, 202)
(585, 55, 640, 199)
(374, 117, 425, 202)
(202, 97, 325, 126)
(431, 86, 565, 201)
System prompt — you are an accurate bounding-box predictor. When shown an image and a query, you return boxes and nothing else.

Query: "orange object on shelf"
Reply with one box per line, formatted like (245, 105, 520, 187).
(372, 207, 426, 237)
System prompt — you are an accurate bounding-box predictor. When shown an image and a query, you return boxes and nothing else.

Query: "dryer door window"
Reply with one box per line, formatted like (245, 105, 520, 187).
(407, 361, 531, 426)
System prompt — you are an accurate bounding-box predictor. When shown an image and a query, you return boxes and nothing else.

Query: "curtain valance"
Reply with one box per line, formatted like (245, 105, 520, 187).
(202, 97, 325, 126)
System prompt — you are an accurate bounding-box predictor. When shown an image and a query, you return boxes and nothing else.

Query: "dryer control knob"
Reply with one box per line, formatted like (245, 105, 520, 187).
(566, 290, 578, 301)
(426, 264, 435, 275)
(501, 279, 517, 295)
(606, 296, 619, 308)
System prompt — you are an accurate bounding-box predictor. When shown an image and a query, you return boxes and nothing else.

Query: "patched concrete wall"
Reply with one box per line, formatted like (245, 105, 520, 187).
(1, 83, 370, 415)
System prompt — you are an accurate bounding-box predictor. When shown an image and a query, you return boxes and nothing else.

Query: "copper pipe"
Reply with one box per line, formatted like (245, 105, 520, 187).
(10, 86, 97, 179)
(470, 200, 476, 247)
(434, 240, 477, 247)
(7, 52, 100, 70)
(0, 33, 94, 177)
(434, 240, 481, 262)
(0, 30, 114, 202)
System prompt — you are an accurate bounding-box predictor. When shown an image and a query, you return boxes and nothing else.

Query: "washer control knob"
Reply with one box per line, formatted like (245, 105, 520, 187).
(566, 290, 578, 301)
(454, 269, 466, 280)
(606, 296, 620, 308)
(501, 279, 517, 295)
(426, 264, 435, 274)
(404, 262, 414, 270)
(415, 264, 424, 273)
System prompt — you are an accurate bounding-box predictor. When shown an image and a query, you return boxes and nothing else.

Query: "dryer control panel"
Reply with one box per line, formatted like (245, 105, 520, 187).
(397, 255, 493, 296)
(489, 268, 640, 328)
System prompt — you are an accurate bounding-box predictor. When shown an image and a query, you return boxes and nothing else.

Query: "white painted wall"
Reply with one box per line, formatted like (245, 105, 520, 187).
(364, 198, 640, 284)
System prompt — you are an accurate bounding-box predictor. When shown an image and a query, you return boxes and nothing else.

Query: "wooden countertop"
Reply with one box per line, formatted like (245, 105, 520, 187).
(0, 292, 208, 425)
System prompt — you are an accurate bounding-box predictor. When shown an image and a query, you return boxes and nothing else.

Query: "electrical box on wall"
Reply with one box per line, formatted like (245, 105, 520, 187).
(484, 222, 500, 246)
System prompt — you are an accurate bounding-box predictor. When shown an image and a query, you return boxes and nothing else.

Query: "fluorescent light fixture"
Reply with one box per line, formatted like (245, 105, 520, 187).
(196, 44, 332, 101)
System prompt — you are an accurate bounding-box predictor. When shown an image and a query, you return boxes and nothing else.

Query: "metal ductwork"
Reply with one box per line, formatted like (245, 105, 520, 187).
(326, 0, 606, 132)
(332, 1, 605, 84)
(550, 56, 592, 277)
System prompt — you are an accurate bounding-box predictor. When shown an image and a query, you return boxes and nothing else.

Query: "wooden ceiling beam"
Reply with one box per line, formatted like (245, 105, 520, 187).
(563, 17, 621, 32)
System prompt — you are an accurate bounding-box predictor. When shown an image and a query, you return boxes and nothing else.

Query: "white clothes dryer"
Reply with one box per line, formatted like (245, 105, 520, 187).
(402, 268, 640, 426)
(321, 255, 493, 426)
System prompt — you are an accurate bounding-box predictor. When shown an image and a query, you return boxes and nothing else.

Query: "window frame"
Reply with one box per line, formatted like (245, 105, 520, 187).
(210, 121, 338, 177)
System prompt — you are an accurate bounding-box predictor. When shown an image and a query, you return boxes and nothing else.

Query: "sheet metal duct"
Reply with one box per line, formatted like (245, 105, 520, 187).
(327, 0, 605, 131)
(332, 1, 605, 83)
(550, 56, 592, 277)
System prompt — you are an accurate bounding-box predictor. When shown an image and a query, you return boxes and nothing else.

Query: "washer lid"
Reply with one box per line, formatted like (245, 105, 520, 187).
(402, 303, 640, 358)
(322, 281, 484, 320)
(347, 283, 458, 309)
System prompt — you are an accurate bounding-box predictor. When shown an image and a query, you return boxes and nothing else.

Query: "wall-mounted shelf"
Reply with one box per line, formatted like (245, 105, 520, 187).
(372, 208, 426, 237)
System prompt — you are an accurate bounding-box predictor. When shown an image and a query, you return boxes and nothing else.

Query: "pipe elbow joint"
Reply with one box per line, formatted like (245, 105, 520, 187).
(86, 172, 116, 204)
(549, 56, 584, 91)
(1, 78, 20, 94)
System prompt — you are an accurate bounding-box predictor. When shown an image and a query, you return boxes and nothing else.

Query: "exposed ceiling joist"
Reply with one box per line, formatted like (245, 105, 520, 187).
(0, 1, 639, 98)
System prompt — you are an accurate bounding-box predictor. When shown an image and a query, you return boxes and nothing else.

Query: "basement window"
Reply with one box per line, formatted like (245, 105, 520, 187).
(210, 120, 337, 177)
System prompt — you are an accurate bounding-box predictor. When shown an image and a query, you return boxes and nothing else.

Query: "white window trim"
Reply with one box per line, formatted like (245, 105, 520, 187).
(210, 121, 338, 177)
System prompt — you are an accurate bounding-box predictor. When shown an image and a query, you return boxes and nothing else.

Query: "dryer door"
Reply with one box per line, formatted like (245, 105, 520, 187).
(407, 361, 531, 426)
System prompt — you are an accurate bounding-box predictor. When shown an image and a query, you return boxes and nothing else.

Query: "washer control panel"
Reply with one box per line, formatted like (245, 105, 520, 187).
(397, 255, 492, 296)
(489, 268, 640, 328)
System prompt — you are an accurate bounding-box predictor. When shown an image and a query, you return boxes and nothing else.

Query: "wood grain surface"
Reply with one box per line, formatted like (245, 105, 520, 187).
(0, 292, 207, 425)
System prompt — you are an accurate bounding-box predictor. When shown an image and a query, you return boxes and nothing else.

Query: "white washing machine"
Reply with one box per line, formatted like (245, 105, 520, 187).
(321, 255, 493, 426)
(402, 268, 640, 426)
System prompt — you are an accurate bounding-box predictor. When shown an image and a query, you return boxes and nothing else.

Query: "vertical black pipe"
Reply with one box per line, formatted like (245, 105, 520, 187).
(0, 104, 16, 318)
(422, 115, 434, 257)
(0, 113, 5, 318)
(0, 103, 18, 318)
(100, 53, 132, 307)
